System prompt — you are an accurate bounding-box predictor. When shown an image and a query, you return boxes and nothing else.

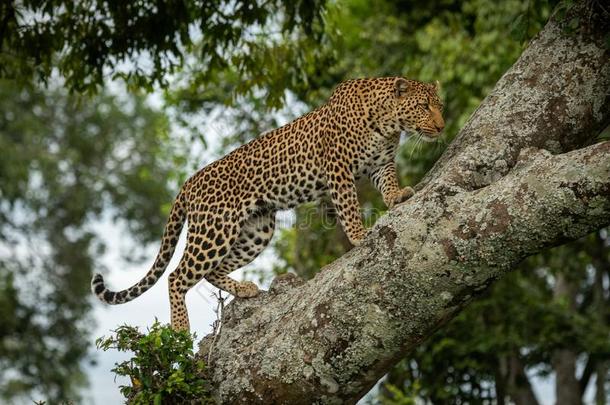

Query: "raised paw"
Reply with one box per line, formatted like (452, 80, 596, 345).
(235, 281, 260, 298)
(390, 187, 414, 207)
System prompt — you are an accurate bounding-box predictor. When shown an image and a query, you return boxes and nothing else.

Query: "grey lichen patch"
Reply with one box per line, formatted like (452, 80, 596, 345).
(587, 196, 610, 217)
(452, 216, 476, 240)
(559, 175, 610, 205)
(269, 272, 305, 294)
(515, 147, 552, 169)
(451, 138, 516, 191)
(381, 213, 428, 256)
(319, 375, 339, 393)
(480, 200, 511, 235)
(543, 139, 563, 154)
(256, 331, 310, 386)
(581, 141, 610, 165)
(440, 291, 453, 302)
(303, 365, 314, 379)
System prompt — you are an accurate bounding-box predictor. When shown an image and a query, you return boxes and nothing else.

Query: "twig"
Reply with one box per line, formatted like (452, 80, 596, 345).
(207, 290, 225, 365)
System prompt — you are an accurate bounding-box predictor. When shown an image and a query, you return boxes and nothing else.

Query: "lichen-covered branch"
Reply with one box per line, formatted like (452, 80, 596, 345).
(199, 142, 609, 404)
(197, 3, 610, 404)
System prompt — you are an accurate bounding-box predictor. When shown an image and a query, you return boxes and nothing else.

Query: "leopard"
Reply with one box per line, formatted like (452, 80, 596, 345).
(91, 77, 445, 331)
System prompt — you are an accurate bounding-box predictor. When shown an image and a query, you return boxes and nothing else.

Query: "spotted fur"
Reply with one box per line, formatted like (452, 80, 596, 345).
(91, 77, 445, 331)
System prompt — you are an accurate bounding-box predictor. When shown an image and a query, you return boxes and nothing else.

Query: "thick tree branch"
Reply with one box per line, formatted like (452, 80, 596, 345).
(197, 3, 610, 404)
(199, 142, 609, 403)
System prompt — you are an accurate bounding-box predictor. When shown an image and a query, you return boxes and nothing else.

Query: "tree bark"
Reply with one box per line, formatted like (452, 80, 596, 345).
(508, 354, 540, 405)
(497, 351, 540, 405)
(552, 273, 583, 405)
(596, 362, 608, 405)
(197, 3, 610, 404)
(592, 233, 609, 405)
(553, 347, 582, 405)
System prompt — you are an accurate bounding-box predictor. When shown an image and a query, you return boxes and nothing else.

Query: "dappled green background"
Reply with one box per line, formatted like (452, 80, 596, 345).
(0, 0, 608, 403)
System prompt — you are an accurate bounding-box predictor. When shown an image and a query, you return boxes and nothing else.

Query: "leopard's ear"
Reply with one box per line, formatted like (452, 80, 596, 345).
(426, 80, 441, 93)
(394, 78, 412, 98)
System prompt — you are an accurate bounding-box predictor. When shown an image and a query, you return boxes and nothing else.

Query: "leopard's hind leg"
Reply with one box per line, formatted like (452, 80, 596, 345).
(205, 211, 275, 297)
(168, 212, 242, 331)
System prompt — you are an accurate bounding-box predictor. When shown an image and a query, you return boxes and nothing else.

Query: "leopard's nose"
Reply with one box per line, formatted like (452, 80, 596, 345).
(435, 123, 444, 132)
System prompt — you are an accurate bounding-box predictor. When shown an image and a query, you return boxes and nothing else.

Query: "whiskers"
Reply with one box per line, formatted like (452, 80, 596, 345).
(405, 129, 448, 160)
(434, 133, 448, 153)
(407, 131, 426, 160)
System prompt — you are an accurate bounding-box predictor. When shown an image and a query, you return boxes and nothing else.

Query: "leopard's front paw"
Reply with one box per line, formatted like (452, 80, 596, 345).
(389, 187, 414, 208)
(235, 281, 260, 298)
(348, 228, 368, 247)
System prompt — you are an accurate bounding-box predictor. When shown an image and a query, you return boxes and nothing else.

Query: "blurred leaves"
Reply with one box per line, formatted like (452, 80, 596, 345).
(0, 0, 326, 96)
(0, 80, 183, 402)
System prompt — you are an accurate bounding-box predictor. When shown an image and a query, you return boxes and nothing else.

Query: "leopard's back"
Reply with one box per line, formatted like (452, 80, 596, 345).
(184, 105, 329, 212)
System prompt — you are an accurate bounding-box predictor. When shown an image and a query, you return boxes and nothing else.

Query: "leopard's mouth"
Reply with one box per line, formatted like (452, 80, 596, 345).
(420, 134, 438, 142)
(415, 127, 441, 142)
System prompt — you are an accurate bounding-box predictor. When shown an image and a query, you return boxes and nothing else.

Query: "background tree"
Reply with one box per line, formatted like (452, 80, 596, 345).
(0, 0, 325, 97)
(0, 81, 185, 401)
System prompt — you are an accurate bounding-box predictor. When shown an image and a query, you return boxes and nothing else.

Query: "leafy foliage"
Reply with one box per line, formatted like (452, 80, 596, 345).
(96, 321, 212, 404)
(0, 0, 326, 95)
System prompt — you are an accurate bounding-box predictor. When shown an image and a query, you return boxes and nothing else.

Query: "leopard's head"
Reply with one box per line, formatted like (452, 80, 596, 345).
(392, 77, 445, 141)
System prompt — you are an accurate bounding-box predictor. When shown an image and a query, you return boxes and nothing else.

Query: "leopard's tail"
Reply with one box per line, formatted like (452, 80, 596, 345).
(91, 192, 187, 305)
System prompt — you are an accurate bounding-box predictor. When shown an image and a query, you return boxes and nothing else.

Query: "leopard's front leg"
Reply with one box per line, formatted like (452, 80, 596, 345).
(324, 161, 367, 246)
(371, 161, 413, 209)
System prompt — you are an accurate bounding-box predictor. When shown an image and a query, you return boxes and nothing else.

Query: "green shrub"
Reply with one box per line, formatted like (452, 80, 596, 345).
(96, 321, 213, 404)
